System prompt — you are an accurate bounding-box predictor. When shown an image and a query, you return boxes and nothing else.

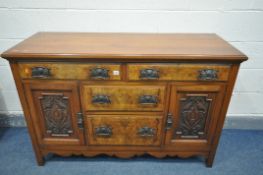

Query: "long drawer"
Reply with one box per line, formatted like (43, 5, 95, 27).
(86, 115, 162, 146)
(127, 64, 230, 81)
(18, 63, 122, 80)
(81, 83, 166, 111)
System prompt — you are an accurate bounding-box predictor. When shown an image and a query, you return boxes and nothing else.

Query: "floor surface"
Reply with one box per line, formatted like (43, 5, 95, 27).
(0, 128, 262, 175)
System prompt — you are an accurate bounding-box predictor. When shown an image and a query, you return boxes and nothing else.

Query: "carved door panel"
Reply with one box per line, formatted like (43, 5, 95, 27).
(165, 84, 225, 150)
(24, 81, 84, 145)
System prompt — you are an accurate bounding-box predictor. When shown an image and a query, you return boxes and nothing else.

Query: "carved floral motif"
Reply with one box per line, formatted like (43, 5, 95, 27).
(39, 94, 73, 136)
(175, 95, 212, 139)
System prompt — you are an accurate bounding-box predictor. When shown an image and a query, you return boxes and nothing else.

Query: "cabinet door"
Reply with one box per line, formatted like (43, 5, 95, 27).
(24, 81, 84, 145)
(165, 84, 225, 150)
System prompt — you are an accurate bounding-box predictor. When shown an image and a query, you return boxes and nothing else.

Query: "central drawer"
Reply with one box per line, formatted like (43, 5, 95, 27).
(81, 83, 166, 111)
(86, 115, 162, 146)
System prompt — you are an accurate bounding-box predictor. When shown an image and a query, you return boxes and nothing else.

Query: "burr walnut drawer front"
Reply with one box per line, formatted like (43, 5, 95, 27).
(81, 83, 166, 111)
(18, 63, 121, 80)
(127, 64, 230, 81)
(86, 115, 162, 146)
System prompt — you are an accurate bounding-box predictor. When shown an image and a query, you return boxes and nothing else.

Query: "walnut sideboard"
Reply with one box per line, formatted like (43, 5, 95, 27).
(1, 32, 247, 167)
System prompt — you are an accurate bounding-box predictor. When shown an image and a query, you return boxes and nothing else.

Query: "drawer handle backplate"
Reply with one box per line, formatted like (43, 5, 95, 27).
(198, 69, 218, 80)
(95, 125, 112, 137)
(138, 126, 156, 137)
(31, 67, 51, 78)
(139, 95, 158, 105)
(90, 67, 109, 79)
(139, 68, 159, 80)
(92, 95, 111, 104)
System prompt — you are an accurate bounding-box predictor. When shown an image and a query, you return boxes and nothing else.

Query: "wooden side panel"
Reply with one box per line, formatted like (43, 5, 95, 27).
(127, 64, 230, 81)
(24, 81, 85, 146)
(206, 64, 240, 167)
(18, 63, 121, 80)
(86, 115, 163, 146)
(10, 62, 45, 165)
(165, 84, 225, 150)
(81, 83, 166, 111)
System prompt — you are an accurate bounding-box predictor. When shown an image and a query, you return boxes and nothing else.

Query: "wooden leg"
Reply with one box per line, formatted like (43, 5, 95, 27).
(29, 136, 45, 166)
(36, 156, 45, 166)
(204, 65, 240, 168)
(31, 144, 45, 166)
(205, 154, 215, 168)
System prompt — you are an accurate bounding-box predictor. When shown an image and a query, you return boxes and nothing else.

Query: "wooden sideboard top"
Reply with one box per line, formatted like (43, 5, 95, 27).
(1, 32, 247, 62)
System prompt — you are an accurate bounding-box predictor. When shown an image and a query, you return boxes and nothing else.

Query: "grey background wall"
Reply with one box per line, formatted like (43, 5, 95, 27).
(0, 0, 263, 127)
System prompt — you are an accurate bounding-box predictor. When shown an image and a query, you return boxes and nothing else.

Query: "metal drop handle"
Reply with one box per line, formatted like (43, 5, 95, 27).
(198, 69, 218, 81)
(31, 67, 51, 78)
(138, 95, 158, 105)
(139, 68, 159, 80)
(138, 126, 156, 137)
(90, 67, 109, 79)
(95, 125, 112, 137)
(92, 95, 111, 104)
